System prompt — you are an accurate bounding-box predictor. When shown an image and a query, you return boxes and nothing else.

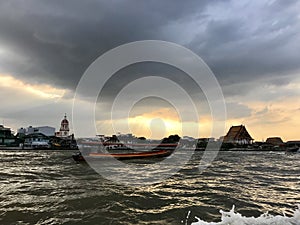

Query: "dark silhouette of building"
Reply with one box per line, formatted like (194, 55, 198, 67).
(0, 125, 19, 147)
(266, 137, 284, 146)
(223, 125, 253, 144)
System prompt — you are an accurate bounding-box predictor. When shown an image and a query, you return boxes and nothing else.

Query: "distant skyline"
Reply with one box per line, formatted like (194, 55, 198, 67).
(0, 0, 300, 141)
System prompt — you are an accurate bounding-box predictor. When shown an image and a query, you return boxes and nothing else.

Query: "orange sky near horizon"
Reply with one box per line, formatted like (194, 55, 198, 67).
(1, 73, 300, 141)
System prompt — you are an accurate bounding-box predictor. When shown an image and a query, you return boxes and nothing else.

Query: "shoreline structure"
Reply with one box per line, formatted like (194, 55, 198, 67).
(0, 116, 299, 151)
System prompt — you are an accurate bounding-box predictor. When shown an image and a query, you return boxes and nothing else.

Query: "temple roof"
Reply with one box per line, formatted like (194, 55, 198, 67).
(223, 125, 253, 142)
(266, 137, 283, 145)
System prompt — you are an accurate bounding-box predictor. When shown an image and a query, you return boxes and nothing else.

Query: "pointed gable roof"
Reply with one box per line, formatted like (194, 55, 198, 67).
(223, 125, 253, 142)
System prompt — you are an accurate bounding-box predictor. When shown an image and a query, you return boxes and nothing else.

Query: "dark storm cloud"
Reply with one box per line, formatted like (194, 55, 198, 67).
(0, 0, 210, 89)
(0, 0, 299, 94)
(189, 0, 300, 85)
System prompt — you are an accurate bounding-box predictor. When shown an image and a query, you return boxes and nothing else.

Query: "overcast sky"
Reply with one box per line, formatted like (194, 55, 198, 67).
(0, 0, 299, 140)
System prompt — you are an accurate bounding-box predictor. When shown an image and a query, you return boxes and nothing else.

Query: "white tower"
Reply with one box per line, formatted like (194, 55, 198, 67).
(56, 113, 70, 137)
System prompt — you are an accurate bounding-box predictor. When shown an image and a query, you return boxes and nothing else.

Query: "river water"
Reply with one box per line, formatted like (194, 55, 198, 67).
(0, 150, 299, 225)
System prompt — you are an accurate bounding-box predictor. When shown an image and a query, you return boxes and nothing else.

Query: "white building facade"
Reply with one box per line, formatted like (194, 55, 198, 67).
(18, 126, 55, 137)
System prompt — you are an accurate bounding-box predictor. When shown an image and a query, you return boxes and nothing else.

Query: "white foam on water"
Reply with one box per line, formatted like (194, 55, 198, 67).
(191, 205, 300, 225)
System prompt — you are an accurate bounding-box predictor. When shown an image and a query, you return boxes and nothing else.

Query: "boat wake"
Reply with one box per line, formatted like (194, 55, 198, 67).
(191, 205, 300, 225)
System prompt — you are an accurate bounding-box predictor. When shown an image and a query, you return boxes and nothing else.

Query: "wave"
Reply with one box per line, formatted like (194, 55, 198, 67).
(191, 205, 300, 225)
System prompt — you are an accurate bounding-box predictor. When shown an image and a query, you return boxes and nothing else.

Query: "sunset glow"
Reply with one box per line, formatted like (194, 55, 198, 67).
(0, 74, 65, 99)
(1, 1, 300, 223)
(1, 0, 299, 141)
(1, 70, 299, 140)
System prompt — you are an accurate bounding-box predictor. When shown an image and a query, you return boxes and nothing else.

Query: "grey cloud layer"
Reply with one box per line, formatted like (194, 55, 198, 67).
(0, 0, 299, 93)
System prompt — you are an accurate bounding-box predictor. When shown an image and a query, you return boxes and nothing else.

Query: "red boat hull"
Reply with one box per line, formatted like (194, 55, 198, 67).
(72, 149, 173, 162)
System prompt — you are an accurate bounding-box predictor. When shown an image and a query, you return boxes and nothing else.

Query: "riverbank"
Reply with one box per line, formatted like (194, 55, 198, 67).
(0, 146, 294, 152)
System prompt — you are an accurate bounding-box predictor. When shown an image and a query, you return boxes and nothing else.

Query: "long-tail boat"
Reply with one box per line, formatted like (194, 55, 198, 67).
(72, 149, 174, 162)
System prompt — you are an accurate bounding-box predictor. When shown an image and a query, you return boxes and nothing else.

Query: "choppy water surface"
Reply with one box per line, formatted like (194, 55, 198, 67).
(0, 150, 299, 224)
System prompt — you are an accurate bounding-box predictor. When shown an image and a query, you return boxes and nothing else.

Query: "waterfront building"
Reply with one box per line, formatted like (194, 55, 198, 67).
(51, 114, 78, 149)
(0, 125, 19, 147)
(223, 125, 254, 145)
(18, 126, 55, 137)
(286, 140, 300, 148)
(197, 137, 215, 143)
(180, 136, 196, 148)
(17, 127, 26, 135)
(116, 133, 135, 143)
(266, 137, 284, 146)
(23, 133, 50, 149)
(55, 114, 70, 138)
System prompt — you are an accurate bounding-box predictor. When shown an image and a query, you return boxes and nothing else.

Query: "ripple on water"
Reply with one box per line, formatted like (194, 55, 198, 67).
(0, 150, 299, 225)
